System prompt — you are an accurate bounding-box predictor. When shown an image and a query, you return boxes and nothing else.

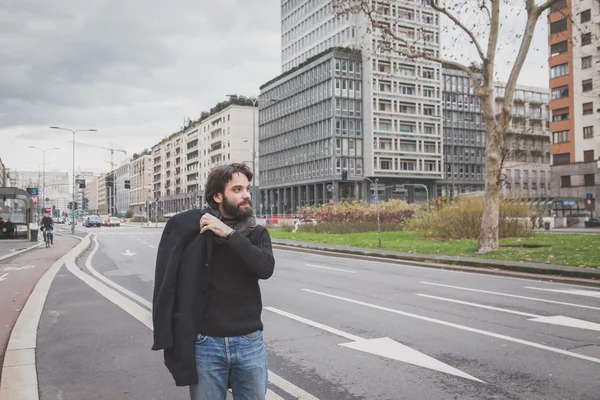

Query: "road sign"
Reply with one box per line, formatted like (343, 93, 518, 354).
(259, 203, 263, 209)
(31, 196, 39, 204)
(587, 193, 593, 199)
(26, 188, 38, 196)
(587, 199, 592, 205)
(373, 195, 378, 200)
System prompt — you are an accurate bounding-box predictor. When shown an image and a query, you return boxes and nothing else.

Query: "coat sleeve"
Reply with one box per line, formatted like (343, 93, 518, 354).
(152, 217, 182, 350)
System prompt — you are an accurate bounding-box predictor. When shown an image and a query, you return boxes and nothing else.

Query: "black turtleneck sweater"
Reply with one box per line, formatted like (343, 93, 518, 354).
(197, 225, 275, 337)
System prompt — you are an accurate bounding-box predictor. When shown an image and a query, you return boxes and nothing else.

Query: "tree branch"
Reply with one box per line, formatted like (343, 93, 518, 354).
(429, 0, 486, 62)
(537, 0, 562, 16)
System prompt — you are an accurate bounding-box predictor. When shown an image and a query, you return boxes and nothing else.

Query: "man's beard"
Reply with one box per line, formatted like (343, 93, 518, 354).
(222, 194, 253, 220)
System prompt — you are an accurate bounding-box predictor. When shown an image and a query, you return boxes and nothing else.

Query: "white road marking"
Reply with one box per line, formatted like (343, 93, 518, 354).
(525, 287, 600, 299)
(305, 264, 356, 273)
(0, 273, 9, 282)
(121, 249, 137, 257)
(265, 306, 483, 382)
(303, 289, 600, 365)
(72, 237, 316, 399)
(86, 236, 152, 309)
(420, 282, 600, 311)
(0, 265, 35, 272)
(417, 294, 600, 332)
(148, 244, 155, 248)
(416, 294, 539, 318)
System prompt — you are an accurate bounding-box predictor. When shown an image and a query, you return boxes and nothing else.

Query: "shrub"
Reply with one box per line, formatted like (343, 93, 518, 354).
(298, 199, 418, 224)
(298, 221, 405, 234)
(125, 210, 134, 219)
(280, 224, 295, 232)
(407, 197, 539, 240)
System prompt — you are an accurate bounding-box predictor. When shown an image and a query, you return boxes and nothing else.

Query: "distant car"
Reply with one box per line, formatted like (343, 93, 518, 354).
(107, 217, 121, 227)
(85, 216, 102, 228)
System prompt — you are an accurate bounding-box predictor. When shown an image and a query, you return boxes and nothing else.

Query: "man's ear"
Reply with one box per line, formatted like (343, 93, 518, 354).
(213, 192, 223, 205)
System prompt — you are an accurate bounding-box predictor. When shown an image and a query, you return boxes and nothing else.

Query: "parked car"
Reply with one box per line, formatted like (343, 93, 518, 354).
(107, 217, 121, 227)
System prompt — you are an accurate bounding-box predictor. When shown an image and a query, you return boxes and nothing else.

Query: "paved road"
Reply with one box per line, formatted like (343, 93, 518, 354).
(40, 226, 600, 399)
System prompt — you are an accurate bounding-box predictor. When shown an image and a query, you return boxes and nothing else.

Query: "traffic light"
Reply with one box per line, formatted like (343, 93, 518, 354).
(124, 180, 131, 189)
(74, 202, 79, 210)
(68, 201, 73, 210)
(342, 170, 348, 181)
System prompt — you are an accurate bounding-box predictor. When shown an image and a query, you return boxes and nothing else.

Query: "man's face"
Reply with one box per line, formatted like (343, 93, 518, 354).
(215, 172, 252, 220)
(44, 213, 49, 218)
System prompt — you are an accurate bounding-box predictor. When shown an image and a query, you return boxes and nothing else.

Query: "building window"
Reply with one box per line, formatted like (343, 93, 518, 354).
(551, 85, 569, 100)
(553, 153, 570, 166)
(550, 18, 568, 35)
(582, 79, 593, 92)
(584, 150, 595, 162)
(582, 56, 592, 69)
(550, 0, 567, 11)
(550, 41, 568, 56)
(561, 176, 571, 188)
(583, 102, 594, 115)
(582, 32, 592, 46)
(584, 174, 595, 186)
(584, 126, 594, 139)
(550, 63, 568, 78)
(581, 9, 591, 23)
(552, 130, 569, 144)
(552, 107, 569, 121)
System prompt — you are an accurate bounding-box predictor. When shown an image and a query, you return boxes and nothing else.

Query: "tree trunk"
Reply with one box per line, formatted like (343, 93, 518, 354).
(478, 95, 505, 254)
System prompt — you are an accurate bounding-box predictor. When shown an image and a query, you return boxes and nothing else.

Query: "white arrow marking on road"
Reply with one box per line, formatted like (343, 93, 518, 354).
(303, 289, 600, 365)
(121, 249, 137, 257)
(0, 273, 9, 282)
(264, 306, 484, 383)
(0, 265, 35, 272)
(305, 264, 356, 273)
(417, 294, 600, 332)
(525, 287, 600, 299)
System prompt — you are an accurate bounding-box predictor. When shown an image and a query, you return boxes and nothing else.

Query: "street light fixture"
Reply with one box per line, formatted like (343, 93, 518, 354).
(28, 146, 60, 217)
(226, 94, 277, 216)
(50, 126, 98, 233)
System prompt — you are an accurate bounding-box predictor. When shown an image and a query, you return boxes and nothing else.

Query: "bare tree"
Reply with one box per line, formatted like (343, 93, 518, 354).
(334, 0, 559, 253)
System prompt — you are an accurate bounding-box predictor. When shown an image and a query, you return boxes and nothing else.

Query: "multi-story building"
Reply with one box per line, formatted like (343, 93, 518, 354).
(97, 173, 107, 216)
(114, 159, 131, 216)
(0, 157, 6, 187)
(130, 153, 152, 216)
(259, 48, 363, 214)
(547, 0, 600, 211)
(440, 67, 551, 199)
(270, 0, 443, 212)
(84, 176, 99, 215)
(496, 84, 551, 199)
(152, 131, 186, 216)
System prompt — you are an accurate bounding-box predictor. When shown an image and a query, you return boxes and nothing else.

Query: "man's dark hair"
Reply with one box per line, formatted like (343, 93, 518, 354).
(204, 163, 253, 209)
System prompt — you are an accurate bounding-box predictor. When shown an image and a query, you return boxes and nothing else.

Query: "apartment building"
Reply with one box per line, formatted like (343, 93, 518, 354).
(0, 157, 6, 187)
(114, 160, 131, 216)
(97, 173, 107, 216)
(130, 154, 152, 216)
(260, 49, 363, 213)
(151, 103, 258, 217)
(274, 0, 443, 207)
(548, 0, 600, 208)
(84, 176, 99, 215)
(440, 67, 551, 199)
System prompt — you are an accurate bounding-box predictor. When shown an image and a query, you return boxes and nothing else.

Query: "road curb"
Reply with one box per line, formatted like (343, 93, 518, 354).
(272, 243, 600, 288)
(0, 234, 92, 400)
(0, 242, 45, 263)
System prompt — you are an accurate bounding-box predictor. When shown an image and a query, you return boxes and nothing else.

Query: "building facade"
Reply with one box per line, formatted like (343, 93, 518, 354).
(151, 104, 259, 217)
(440, 67, 551, 199)
(547, 0, 599, 208)
(130, 154, 152, 216)
(271, 0, 443, 212)
(259, 49, 363, 214)
(114, 160, 131, 216)
(0, 158, 6, 187)
(97, 173, 107, 216)
(84, 176, 99, 215)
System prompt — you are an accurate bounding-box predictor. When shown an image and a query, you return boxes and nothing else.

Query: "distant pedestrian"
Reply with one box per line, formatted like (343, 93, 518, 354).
(153, 162, 275, 400)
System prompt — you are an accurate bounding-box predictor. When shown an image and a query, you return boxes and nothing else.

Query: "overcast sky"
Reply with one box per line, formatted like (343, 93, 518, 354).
(1, 0, 550, 177)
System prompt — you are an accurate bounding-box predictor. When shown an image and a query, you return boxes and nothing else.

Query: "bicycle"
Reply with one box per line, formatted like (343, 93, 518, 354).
(43, 228, 53, 248)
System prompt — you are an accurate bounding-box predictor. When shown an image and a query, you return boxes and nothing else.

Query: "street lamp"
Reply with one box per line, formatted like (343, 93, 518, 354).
(50, 126, 97, 233)
(226, 94, 277, 216)
(28, 146, 59, 217)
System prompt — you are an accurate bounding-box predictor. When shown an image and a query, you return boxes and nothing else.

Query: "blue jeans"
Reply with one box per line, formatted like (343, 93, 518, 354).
(189, 330, 268, 400)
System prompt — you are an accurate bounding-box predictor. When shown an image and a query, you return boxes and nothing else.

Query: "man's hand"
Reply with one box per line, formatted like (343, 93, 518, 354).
(199, 214, 233, 238)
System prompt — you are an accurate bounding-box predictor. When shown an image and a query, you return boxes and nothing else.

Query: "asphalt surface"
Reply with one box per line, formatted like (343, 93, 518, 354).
(36, 226, 600, 399)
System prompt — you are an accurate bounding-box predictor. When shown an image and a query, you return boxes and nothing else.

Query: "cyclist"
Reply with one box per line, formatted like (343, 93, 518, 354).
(40, 213, 54, 245)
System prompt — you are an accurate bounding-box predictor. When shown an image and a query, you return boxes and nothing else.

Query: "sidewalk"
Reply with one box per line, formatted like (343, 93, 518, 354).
(0, 240, 41, 260)
(271, 239, 600, 284)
